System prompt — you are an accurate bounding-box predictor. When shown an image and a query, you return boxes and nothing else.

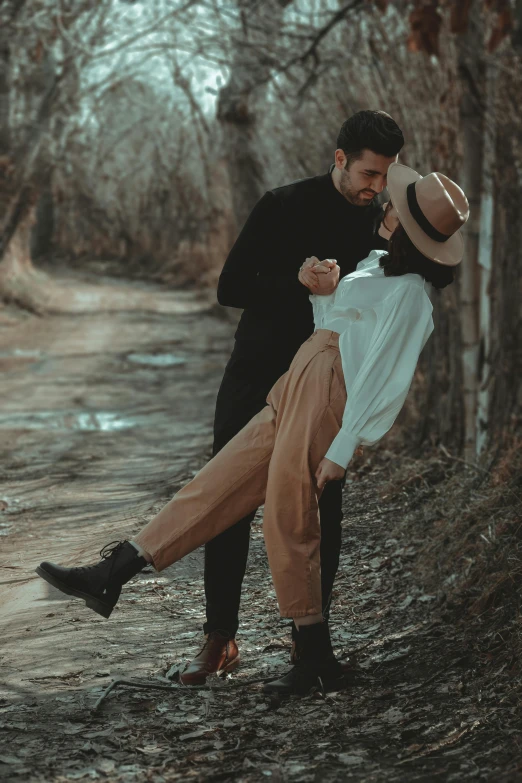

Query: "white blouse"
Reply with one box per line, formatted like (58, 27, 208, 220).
(310, 249, 434, 469)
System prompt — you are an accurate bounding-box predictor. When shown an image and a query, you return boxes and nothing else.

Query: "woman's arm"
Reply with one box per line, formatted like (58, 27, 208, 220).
(326, 282, 434, 469)
(302, 258, 341, 328)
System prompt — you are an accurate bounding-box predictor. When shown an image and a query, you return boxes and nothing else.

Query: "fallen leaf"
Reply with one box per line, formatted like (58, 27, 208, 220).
(179, 729, 213, 741)
(338, 754, 364, 765)
(0, 755, 21, 765)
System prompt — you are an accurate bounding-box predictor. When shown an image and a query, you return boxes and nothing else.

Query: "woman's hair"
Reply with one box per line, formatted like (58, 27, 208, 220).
(379, 202, 456, 290)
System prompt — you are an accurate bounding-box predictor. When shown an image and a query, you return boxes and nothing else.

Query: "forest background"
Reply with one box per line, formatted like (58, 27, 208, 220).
(0, 1, 521, 781)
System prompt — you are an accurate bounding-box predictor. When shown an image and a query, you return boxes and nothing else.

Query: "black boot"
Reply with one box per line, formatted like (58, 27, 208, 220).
(264, 621, 346, 696)
(290, 620, 298, 664)
(36, 541, 147, 618)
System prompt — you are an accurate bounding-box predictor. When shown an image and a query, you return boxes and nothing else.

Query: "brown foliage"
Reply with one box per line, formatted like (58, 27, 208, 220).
(407, 0, 514, 55)
(449, 0, 473, 34)
(486, 2, 513, 52)
(408, 1, 443, 56)
(31, 39, 44, 64)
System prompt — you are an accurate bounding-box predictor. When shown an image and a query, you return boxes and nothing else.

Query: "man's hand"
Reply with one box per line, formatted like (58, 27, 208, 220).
(298, 257, 340, 295)
(315, 457, 346, 492)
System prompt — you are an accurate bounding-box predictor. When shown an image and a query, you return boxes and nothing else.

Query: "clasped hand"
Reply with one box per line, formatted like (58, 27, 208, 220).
(298, 256, 340, 295)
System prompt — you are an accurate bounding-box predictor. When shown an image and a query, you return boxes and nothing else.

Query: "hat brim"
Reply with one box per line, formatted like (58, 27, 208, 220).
(386, 163, 464, 267)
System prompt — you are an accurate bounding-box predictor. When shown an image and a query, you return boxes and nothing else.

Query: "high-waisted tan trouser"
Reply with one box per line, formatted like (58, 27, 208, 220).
(135, 330, 347, 618)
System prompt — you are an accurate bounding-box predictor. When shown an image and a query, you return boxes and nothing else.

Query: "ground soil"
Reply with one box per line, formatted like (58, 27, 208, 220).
(0, 270, 519, 782)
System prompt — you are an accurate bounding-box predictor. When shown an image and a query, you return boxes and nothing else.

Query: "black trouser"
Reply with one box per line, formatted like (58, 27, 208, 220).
(203, 342, 344, 638)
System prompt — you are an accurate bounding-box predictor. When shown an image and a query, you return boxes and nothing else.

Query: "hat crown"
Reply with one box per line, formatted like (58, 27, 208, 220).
(386, 161, 469, 265)
(414, 173, 469, 237)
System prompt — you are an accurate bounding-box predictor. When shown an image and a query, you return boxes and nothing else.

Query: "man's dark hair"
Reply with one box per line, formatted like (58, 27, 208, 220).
(337, 110, 404, 166)
(380, 222, 455, 290)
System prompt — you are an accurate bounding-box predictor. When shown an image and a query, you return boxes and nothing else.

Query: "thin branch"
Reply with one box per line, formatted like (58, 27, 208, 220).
(298, 0, 366, 62)
(90, 0, 202, 61)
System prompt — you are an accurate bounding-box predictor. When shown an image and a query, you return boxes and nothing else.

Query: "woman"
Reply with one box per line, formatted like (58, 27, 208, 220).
(36, 163, 469, 696)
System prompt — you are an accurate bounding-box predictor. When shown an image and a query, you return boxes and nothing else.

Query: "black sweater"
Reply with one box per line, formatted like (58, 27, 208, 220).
(217, 167, 387, 366)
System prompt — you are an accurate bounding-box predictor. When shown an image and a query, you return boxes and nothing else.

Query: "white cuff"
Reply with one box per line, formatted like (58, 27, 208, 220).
(309, 293, 335, 305)
(325, 432, 361, 470)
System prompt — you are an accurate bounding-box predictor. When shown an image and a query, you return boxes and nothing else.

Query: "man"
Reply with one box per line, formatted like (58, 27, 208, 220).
(180, 110, 404, 686)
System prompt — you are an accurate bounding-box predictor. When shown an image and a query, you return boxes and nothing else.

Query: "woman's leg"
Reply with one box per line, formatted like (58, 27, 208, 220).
(262, 348, 346, 620)
(260, 332, 347, 695)
(134, 401, 277, 571)
(36, 388, 284, 618)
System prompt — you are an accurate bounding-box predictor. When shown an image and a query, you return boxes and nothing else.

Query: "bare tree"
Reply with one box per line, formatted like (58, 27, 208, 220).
(0, 0, 210, 307)
(456, 6, 484, 459)
(476, 61, 497, 457)
(214, 0, 294, 229)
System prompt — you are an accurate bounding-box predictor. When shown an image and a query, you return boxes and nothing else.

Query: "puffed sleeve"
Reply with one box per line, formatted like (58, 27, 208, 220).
(325, 282, 434, 469)
(309, 291, 337, 329)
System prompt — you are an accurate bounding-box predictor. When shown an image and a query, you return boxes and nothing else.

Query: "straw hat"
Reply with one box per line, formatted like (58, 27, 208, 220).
(386, 163, 470, 266)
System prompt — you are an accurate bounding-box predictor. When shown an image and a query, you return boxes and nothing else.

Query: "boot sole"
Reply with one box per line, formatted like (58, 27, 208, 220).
(218, 656, 240, 676)
(263, 682, 324, 698)
(263, 674, 348, 697)
(35, 566, 114, 619)
(321, 675, 350, 694)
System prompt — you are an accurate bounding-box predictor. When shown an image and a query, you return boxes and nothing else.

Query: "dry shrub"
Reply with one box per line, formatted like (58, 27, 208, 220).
(159, 233, 227, 291)
(371, 424, 522, 680)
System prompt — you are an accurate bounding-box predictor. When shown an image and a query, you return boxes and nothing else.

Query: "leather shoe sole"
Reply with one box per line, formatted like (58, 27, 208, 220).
(180, 655, 240, 686)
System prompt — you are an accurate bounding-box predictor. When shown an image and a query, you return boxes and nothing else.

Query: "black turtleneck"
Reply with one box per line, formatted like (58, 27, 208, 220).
(217, 166, 387, 364)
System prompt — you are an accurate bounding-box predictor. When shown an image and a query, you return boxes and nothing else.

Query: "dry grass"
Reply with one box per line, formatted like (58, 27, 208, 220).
(360, 425, 522, 689)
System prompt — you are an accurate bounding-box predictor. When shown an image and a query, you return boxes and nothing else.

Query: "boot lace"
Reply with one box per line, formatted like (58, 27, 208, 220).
(99, 541, 127, 559)
(73, 541, 127, 576)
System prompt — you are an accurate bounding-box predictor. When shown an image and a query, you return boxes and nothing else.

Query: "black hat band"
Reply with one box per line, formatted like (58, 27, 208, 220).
(406, 182, 451, 243)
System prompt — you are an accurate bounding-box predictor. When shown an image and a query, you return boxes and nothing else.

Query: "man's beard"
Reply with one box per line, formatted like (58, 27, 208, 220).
(339, 170, 375, 206)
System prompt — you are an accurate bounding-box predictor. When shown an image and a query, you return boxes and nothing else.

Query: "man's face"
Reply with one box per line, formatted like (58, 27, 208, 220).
(336, 148, 398, 206)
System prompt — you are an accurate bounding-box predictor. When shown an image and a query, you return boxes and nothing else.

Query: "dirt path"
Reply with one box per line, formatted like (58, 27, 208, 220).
(0, 275, 516, 782)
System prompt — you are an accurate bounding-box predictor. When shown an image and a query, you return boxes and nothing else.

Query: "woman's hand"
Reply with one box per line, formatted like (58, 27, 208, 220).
(315, 457, 346, 492)
(298, 257, 320, 291)
(298, 257, 340, 294)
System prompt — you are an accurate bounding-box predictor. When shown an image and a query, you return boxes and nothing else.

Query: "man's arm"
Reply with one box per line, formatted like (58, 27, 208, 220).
(217, 191, 310, 310)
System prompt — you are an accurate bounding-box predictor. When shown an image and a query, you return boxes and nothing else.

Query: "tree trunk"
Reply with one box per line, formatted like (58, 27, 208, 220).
(485, 61, 522, 449)
(457, 9, 484, 459)
(0, 204, 45, 311)
(0, 28, 9, 157)
(217, 0, 292, 231)
(0, 25, 37, 305)
(30, 50, 57, 261)
(31, 185, 54, 260)
(476, 61, 497, 458)
(0, 32, 59, 308)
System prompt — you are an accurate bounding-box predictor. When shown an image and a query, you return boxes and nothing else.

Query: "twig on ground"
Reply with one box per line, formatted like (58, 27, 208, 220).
(94, 669, 279, 710)
(93, 677, 181, 711)
(398, 718, 484, 763)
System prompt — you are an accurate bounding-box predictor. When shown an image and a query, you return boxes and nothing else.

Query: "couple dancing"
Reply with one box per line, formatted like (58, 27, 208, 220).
(36, 111, 469, 697)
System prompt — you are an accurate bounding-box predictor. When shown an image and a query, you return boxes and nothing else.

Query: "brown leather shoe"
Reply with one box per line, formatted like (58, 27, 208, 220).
(179, 632, 240, 686)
